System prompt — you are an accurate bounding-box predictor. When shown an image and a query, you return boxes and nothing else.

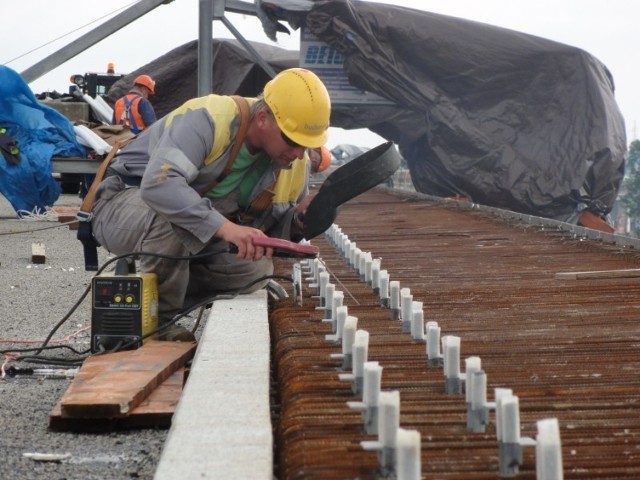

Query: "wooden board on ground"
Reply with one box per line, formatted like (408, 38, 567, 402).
(555, 268, 640, 280)
(49, 368, 186, 432)
(59, 340, 195, 419)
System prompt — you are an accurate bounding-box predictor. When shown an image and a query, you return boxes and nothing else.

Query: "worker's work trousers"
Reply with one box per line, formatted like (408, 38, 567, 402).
(91, 176, 273, 323)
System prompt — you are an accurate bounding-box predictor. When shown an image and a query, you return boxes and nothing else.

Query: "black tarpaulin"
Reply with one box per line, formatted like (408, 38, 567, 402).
(106, 0, 626, 221)
(105, 39, 298, 119)
(305, 0, 626, 220)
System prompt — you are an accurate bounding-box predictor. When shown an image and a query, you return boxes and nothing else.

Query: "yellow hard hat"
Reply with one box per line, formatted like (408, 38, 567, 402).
(134, 74, 156, 95)
(264, 68, 330, 149)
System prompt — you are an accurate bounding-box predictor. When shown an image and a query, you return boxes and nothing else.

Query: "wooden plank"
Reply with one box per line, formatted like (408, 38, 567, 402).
(555, 268, 640, 280)
(59, 340, 195, 419)
(49, 368, 186, 432)
(31, 242, 46, 264)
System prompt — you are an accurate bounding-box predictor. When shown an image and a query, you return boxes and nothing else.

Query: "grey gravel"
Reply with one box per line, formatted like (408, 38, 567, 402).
(0, 193, 182, 480)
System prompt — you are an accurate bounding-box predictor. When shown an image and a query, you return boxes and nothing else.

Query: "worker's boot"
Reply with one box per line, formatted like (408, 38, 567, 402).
(158, 323, 196, 342)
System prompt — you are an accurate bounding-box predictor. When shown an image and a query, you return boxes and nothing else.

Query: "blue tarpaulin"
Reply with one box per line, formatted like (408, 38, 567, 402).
(0, 65, 87, 216)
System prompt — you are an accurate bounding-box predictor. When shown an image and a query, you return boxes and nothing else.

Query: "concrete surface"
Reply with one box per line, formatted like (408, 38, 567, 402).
(155, 291, 272, 480)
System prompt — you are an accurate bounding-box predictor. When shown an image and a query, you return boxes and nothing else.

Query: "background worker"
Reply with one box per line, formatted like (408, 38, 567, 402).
(308, 145, 332, 174)
(90, 68, 331, 341)
(112, 74, 157, 134)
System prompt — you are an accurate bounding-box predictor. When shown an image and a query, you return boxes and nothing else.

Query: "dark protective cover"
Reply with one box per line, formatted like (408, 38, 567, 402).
(105, 39, 298, 119)
(303, 141, 402, 239)
(304, 0, 626, 220)
(106, 0, 626, 221)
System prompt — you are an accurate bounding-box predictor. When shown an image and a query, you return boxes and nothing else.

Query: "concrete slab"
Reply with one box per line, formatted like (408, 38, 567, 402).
(154, 290, 273, 480)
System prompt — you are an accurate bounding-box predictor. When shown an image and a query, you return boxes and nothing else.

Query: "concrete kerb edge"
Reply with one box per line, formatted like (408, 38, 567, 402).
(154, 289, 273, 480)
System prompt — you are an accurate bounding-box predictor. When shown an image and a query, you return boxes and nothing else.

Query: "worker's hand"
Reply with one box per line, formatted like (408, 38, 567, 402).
(216, 222, 273, 261)
(293, 193, 317, 228)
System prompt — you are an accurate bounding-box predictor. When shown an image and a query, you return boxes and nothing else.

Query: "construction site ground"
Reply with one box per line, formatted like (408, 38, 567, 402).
(0, 193, 169, 479)
(0, 192, 273, 480)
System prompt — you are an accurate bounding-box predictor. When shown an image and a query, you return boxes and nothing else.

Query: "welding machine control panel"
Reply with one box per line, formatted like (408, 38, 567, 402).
(93, 278, 142, 309)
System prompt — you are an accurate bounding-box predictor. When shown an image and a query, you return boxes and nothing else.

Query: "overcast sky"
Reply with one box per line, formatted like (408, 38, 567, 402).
(3, 0, 639, 148)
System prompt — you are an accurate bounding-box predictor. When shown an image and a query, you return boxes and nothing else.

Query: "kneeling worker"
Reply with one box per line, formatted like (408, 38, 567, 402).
(90, 68, 331, 341)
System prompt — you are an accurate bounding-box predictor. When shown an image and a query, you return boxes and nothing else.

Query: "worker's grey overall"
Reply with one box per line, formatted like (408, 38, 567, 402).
(91, 176, 273, 324)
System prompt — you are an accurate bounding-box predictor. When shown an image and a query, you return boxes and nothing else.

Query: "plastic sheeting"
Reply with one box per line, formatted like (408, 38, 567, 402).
(105, 0, 626, 220)
(0, 66, 87, 215)
(305, 0, 626, 220)
(105, 39, 299, 119)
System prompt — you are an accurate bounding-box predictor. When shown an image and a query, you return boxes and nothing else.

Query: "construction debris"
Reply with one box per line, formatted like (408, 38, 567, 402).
(31, 242, 45, 264)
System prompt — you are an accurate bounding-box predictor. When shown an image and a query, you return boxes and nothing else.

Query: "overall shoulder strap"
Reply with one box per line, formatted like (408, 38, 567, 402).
(123, 94, 142, 130)
(200, 95, 250, 196)
(76, 139, 130, 271)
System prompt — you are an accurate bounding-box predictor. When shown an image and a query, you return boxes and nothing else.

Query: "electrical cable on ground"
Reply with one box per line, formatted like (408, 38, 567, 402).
(0, 219, 79, 236)
(1, 247, 295, 368)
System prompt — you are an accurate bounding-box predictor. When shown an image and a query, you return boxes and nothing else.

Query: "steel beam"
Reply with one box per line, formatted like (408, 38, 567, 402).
(21, 0, 173, 83)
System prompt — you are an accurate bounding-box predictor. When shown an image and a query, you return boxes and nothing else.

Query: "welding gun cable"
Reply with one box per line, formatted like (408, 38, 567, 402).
(18, 255, 295, 361)
(28, 282, 93, 357)
(0, 344, 88, 356)
(25, 249, 240, 357)
(14, 356, 84, 368)
(0, 219, 79, 236)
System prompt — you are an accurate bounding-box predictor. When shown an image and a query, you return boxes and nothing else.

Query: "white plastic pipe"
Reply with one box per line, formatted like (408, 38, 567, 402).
(342, 316, 358, 355)
(443, 336, 461, 379)
(318, 271, 329, 300)
(364, 253, 373, 283)
(343, 239, 351, 259)
(358, 251, 368, 279)
(378, 391, 400, 448)
(390, 281, 401, 310)
(380, 271, 390, 300)
(363, 362, 382, 406)
(396, 428, 421, 480)
(351, 245, 359, 267)
(401, 290, 413, 323)
(353, 330, 370, 378)
(500, 395, 521, 443)
(94, 94, 115, 121)
(82, 93, 111, 124)
(371, 259, 381, 289)
(464, 356, 482, 403)
(334, 226, 342, 244)
(471, 370, 487, 410)
(73, 124, 111, 154)
(426, 322, 441, 360)
(494, 388, 513, 442)
(336, 306, 348, 341)
(410, 302, 425, 340)
(324, 284, 335, 317)
(332, 291, 344, 323)
(293, 262, 302, 287)
(536, 418, 563, 480)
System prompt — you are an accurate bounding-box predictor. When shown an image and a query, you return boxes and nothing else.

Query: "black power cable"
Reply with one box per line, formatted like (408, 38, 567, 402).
(1, 249, 294, 367)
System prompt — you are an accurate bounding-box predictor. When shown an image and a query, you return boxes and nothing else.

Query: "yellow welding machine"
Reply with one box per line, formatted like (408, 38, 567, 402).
(90, 269, 158, 353)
